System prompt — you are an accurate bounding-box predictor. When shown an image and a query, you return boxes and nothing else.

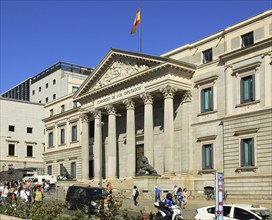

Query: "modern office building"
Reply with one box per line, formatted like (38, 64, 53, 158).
(0, 97, 44, 176)
(1, 62, 93, 104)
(43, 9, 272, 203)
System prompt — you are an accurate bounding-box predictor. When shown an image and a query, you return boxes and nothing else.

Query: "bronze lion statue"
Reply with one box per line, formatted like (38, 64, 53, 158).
(137, 156, 158, 176)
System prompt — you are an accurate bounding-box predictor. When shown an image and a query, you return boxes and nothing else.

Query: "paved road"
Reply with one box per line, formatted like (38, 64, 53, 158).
(47, 190, 214, 219)
(119, 197, 215, 219)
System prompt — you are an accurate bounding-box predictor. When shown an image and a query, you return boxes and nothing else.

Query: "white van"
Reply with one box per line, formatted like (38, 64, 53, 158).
(24, 175, 57, 185)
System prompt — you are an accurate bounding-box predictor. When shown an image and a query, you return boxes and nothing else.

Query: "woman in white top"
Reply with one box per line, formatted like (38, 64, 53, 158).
(1, 185, 9, 203)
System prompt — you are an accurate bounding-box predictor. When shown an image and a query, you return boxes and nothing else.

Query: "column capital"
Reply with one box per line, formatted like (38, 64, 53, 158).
(105, 104, 116, 115)
(80, 113, 90, 123)
(160, 85, 177, 99)
(182, 91, 192, 103)
(140, 93, 153, 104)
(123, 99, 135, 110)
(92, 110, 102, 119)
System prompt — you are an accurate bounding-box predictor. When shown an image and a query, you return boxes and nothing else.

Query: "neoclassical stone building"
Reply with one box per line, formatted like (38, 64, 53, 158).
(43, 9, 271, 203)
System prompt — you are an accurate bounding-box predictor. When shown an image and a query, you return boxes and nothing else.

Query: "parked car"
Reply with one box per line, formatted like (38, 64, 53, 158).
(66, 185, 107, 214)
(23, 175, 57, 185)
(194, 204, 271, 220)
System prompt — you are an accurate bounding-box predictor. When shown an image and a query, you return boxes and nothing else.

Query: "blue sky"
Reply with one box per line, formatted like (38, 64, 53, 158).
(0, 0, 271, 93)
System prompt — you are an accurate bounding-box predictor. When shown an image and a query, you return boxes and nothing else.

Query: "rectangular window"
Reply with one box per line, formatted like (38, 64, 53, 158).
(242, 32, 254, 47)
(60, 164, 64, 175)
(46, 83, 48, 88)
(53, 94, 56, 100)
(48, 165, 52, 175)
(46, 97, 48, 103)
(53, 79, 56, 85)
(60, 128, 65, 144)
(32, 90, 35, 95)
(27, 145, 33, 157)
(71, 125, 77, 142)
(39, 87, 41, 92)
(71, 162, 76, 179)
(201, 87, 213, 112)
(8, 144, 15, 156)
(241, 75, 255, 103)
(27, 127, 33, 133)
(202, 48, 213, 64)
(48, 132, 54, 147)
(49, 109, 53, 116)
(202, 144, 213, 169)
(61, 105, 65, 112)
(241, 138, 255, 167)
(9, 125, 15, 132)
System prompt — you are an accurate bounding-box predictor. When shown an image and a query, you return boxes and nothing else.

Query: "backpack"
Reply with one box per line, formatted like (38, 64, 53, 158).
(176, 192, 183, 200)
(135, 189, 139, 197)
(24, 190, 32, 203)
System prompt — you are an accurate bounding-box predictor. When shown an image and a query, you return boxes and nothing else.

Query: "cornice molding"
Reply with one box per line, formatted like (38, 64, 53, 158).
(197, 135, 217, 142)
(219, 38, 272, 63)
(234, 128, 259, 136)
(194, 75, 219, 87)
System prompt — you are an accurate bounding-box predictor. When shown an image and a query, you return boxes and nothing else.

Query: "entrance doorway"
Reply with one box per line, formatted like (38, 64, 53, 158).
(136, 144, 144, 174)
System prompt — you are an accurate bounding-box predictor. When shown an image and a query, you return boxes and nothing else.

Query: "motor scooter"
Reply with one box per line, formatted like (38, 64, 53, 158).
(154, 201, 184, 220)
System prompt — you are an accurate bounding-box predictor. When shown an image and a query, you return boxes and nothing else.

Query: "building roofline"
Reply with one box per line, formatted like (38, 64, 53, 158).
(31, 61, 94, 84)
(1, 78, 32, 96)
(162, 9, 272, 57)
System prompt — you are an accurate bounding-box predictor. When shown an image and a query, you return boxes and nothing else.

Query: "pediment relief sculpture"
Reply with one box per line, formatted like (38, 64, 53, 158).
(93, 60, 149, 90)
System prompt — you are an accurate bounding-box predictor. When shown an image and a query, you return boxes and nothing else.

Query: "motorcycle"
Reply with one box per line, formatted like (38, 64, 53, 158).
(154, 201, 184, 220)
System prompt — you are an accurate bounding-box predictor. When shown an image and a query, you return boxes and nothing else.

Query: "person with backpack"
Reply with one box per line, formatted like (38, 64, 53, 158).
(176, 187, 183, 208)
(20, 184, 32, 204)
(132, 185, 139, 206)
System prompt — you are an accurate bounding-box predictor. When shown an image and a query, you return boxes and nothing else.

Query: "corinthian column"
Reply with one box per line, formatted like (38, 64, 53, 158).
(123, 99, 136, 177)
(141, 93, 154, 166)
(161, 85, 176, 175)
(93, 110, 102, 180)
(105, 104, 117, 179)
(80, 113, 90, 182)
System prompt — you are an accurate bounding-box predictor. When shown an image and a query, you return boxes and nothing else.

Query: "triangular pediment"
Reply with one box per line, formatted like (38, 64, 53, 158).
(92, 59, 150, 90)
(74, 48, 196, 102)
(74, 48, 167, 99)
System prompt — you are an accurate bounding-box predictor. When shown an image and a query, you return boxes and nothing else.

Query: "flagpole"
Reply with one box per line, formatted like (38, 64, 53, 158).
(140, 8, 142, 53)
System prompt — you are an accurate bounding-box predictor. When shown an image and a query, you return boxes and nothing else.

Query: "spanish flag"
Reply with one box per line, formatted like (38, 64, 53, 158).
(130, 8, 141, 34)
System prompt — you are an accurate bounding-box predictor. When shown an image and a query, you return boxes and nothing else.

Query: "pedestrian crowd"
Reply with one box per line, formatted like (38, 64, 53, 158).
(131, 184, 189, 209)
(0, 178, 52, 206)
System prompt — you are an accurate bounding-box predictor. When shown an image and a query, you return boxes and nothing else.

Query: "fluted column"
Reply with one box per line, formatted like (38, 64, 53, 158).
(80, 113, 90, 181)
(105, 104, 117, 179)
(93, 110, 102, 180)
(161, 85, 176, 175)
(123, 99, 136, 177)
(141, 93, 154, 166)
(181, 91, 192, 173)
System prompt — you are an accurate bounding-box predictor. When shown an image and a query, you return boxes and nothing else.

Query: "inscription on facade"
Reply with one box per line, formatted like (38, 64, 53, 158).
(95, 85, 143, 107)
